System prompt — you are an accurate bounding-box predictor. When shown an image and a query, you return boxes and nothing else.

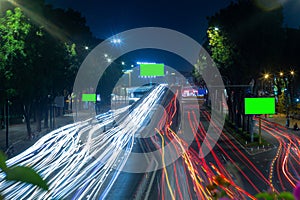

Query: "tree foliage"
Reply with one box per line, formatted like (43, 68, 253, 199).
(196, 0, 289, 135)
(0, 2, 100, 137)
(0, 8, 31, 96)
(0, 8, 30, 65)
(0, 151, 48, 199)
(205, 0, 285, 84)
(207, 27, 236, 69)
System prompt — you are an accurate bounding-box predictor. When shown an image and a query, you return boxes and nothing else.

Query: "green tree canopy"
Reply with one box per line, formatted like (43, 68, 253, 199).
(0, 8, 31, 94)
(0, 2, 100, 137)
(205, 0, 285, 84)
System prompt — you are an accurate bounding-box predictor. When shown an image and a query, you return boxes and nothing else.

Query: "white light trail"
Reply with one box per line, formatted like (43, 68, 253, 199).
(0, 85, 167, 200)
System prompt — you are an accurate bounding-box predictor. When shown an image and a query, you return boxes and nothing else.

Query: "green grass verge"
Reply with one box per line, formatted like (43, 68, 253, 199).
(224, 119, 271, 148)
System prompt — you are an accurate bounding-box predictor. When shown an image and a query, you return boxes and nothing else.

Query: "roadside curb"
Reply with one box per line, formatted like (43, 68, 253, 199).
(223, 126, 276, 156)
(1, 115, 74, 158)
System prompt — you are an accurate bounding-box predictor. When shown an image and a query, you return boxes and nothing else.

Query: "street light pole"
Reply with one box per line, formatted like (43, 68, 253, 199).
(128, 71, 131, 88)
(5, 99, 9, 149)
(123, 69, 133, 88)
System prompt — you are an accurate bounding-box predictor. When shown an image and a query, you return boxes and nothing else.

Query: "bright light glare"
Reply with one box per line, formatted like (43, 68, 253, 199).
(136, 62, 156, 65)
(291, 70, 295, 75)
(280, 72, 283, 76)
(264, 74, 269, 79)
(111, 38, 121, 44)
(123, 69, 133, 74)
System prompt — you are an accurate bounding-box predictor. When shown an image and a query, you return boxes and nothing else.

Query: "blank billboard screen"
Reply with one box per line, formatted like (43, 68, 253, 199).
(82, 94, 96, 102)
(245, 97, 275, 115)
(140, 64, 164, 76)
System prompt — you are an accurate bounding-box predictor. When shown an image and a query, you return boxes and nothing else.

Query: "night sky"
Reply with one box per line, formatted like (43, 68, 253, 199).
(45, 0, 300, 43)
(45, 0, 230, 42)
(42, 0, 300, 73)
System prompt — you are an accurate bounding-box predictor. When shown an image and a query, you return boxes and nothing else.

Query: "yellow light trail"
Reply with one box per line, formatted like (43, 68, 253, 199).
(156, 128, 176, 200)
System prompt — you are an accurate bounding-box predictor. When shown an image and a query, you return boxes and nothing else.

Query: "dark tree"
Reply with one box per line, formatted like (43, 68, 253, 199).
(0, 1, 100, 138)
(206, 0, 285, 85)
(197, 0, 287, 134)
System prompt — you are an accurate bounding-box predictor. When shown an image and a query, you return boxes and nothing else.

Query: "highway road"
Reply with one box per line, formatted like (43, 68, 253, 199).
(0, 84, 299, 199)
(0, 85, 168, 199)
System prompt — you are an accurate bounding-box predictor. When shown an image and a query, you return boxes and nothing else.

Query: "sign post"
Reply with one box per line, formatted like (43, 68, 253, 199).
(258, 116, 262, 144)
(245, 97, 275, 144)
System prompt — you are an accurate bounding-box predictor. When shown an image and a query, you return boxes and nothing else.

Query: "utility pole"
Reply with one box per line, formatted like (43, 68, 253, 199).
(258, 116, 262, 145)
(5, 99, 9, 149)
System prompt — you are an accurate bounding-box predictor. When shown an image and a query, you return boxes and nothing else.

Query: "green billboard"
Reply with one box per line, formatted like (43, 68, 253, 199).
(244, 97, 275, 115)
(82, 94, 96, 102)
(140, 63, 164, 76)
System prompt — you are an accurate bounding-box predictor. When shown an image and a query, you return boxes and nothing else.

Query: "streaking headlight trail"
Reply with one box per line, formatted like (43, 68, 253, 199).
(0, 85, 166, 199)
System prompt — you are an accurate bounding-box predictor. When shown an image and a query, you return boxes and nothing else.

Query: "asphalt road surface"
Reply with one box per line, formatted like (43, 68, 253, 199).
(0, 84, 299, 199)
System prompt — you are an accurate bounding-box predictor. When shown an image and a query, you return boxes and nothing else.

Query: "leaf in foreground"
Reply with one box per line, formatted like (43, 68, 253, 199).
(278, 192, 295, 200)
(255, 192, 274, 200)
(5, 166, 49, 190)
(0, 152, 8, 172)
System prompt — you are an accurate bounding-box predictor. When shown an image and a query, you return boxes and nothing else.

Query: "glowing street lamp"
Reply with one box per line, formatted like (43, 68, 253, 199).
(264, 73, 269, 79)
(290, 70, 295, 76)
(111, 38, 122, 44)
(279, 72, 284, 76)
(123, 69, 133, 87)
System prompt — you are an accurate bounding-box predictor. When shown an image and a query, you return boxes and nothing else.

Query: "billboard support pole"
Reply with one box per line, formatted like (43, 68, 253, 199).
(258, 116, 262, 145)
(250, 115, 254, 143)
